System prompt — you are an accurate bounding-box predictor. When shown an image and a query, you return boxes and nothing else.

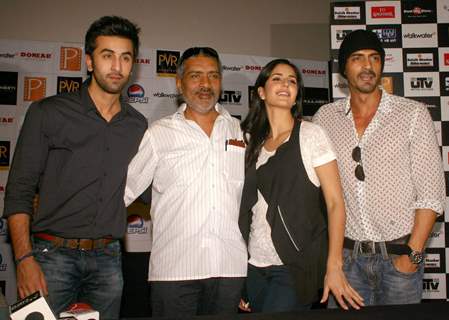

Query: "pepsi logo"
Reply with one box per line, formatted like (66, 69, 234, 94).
(127, 214, 144, 228)
(127, 84, 145, 98)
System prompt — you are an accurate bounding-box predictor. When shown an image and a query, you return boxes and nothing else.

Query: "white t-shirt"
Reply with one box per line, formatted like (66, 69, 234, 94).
(248, 121, 336, 267)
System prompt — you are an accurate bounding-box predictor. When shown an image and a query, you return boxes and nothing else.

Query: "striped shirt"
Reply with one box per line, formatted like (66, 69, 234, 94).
(125, 103, 247, 280)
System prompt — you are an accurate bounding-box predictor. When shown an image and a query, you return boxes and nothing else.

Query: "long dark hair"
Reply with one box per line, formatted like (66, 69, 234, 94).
(241, 59, 304, 168)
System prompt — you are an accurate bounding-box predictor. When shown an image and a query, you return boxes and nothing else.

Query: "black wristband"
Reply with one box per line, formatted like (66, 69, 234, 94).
(15, 252, 33, 265)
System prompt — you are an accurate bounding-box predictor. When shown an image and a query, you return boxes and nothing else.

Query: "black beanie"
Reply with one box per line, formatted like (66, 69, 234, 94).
(338, 29, 385, 78)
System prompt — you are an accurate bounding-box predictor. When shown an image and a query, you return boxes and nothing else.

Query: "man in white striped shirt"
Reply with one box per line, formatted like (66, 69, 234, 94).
(124, 47, 247, 317)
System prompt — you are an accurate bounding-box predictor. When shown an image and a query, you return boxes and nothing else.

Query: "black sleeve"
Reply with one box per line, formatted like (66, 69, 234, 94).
(3, 100, 49, 217)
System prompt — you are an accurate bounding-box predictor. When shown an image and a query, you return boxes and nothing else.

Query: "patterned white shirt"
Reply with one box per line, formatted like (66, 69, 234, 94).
(313, 90, 445, 242)
(249, 121, 336, 267)
(125, 103, 247, 280)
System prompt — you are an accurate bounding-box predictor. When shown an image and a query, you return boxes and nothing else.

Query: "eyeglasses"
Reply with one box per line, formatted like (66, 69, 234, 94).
(178, 47, 220, 66)
(352, 146, 365, 181)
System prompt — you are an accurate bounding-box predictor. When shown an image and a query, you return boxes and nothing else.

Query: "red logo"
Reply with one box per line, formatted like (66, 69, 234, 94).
(445, 53, 449, 66)
(371, 6, 395, 18)
(0, 118, 13, 124)
(60, 47, 82, 71)
(301, 69, 326, 75)
(20, 52, 52, 59)
(24, 77, 46, 101)
(135, 58, 150, 64)
(245, 65, 263, 71)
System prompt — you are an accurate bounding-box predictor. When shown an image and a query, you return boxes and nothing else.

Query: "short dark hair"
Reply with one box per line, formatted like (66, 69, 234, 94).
(85, 16, 140, 58)
(177, 47, 222, 77)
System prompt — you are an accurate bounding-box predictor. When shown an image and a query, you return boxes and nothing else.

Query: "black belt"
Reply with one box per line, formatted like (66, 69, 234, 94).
(343, 235, 411, 255)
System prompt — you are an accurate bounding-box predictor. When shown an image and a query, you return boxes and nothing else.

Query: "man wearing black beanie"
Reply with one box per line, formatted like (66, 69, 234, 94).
(314, 30, 445, 307)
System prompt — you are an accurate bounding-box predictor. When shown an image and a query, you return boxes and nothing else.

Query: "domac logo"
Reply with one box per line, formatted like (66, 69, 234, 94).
(126, 84, 149, 103)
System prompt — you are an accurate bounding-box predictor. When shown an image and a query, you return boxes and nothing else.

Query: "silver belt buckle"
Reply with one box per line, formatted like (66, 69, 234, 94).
(359, 241, 376, 254)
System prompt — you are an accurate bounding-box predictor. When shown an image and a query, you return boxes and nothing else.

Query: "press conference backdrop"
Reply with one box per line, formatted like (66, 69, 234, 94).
(330, 0, 449, 301)
(0, 40, 329, 304)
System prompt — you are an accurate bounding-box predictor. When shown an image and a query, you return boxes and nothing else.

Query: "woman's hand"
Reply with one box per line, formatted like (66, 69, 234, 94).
(321, 265, 364, 310)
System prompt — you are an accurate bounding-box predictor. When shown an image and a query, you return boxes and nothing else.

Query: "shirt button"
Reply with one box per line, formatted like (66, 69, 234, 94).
(99, 197, 103, 203)
(212, 184, 215, 188)
(106, 147, 110, 151)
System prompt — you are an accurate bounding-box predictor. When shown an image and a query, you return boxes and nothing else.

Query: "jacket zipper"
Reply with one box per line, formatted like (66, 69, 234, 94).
(277, 205, 301, 252)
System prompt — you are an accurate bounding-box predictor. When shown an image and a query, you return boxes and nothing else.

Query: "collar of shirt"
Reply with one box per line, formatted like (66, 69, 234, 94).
(173, 103, 233, 122)
(80, 79, 130, 120)
(340, 88, 394, 117)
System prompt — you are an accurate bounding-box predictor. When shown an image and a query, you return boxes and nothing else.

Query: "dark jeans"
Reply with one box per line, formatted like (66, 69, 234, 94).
(120, 251, 151, 318)
(247, 264, 311, 313)
(33, 238, 123, 319)
(328, 247, 424, 307)
(151, 277, 244, 317)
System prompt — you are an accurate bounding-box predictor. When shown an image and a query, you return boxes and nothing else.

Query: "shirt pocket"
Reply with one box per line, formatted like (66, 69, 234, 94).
(224, 145, 245, 182)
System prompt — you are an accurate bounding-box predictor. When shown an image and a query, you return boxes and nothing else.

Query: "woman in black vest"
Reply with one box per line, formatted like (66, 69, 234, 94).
(239, 59, 363, 312)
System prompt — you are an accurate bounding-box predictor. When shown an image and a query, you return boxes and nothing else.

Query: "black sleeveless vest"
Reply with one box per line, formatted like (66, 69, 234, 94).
(239, 120, 328, 304)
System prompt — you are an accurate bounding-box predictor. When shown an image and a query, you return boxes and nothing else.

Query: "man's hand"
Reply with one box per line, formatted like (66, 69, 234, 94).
(16, 257, 48, 299)
(392, 255, 418, 274)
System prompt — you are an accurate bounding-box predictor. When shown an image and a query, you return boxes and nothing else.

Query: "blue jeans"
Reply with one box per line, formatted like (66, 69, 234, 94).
(246, 264, 311, 313)
(33, 238, 123, 319)
(329, 247, 424, 307)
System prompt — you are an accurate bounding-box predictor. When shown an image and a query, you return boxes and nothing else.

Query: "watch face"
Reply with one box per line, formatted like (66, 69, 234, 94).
(410, 251, 423, 264)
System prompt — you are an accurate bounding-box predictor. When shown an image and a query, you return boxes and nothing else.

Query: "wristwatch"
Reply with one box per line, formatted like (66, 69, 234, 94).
(407, 248, 423, 264)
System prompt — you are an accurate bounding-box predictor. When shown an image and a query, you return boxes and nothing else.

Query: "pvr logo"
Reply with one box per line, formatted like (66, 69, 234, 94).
(156, 50, 180, 77)
(336, 30, 351, 41)
(423, 278, 439, 291)
(60, 47, 82, 71)
(57, 77, 82, 94)
(0, 141, 10, 170)
(411, 77, 433, 89)
(24, 77, 46, 101)
(219, 90, 242, 104)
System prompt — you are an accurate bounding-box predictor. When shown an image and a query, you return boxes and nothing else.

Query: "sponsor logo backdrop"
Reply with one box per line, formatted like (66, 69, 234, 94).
(331, 0, 449, 301)
(0, 39, 329, 304)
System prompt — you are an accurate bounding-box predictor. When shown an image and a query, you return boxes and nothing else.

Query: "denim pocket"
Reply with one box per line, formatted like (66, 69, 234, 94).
(388, 256, 422, 277)
(32, 239, 60, 256)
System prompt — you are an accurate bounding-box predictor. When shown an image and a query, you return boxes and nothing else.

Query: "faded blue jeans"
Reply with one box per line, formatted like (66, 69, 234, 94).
(329, 246, 424, 307)
(32, 237, 123, 319)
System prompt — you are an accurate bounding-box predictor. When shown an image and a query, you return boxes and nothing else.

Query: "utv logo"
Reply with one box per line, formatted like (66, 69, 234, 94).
(423, 278, 439, 291)
(219, 90, 242, 105)
(410, 77, 433, 89)
(372, 28, 397, 43)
